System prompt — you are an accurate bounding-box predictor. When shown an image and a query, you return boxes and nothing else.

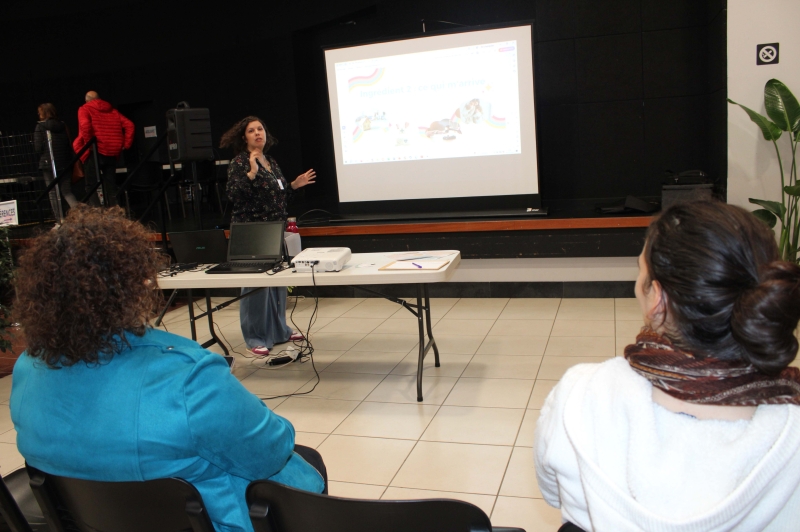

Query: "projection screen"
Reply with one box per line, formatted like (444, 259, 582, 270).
(324, 24, 538, 205)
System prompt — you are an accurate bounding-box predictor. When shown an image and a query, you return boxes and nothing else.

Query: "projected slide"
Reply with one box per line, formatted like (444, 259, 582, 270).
(334, 41, 521, 165)
(325, 25, 538, 203)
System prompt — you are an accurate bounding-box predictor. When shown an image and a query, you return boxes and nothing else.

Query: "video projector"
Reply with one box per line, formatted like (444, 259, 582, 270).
(292, 248, 352, 272)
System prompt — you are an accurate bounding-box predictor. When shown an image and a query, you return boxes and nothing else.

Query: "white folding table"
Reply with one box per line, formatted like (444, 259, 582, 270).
(157, 251, 461, 401)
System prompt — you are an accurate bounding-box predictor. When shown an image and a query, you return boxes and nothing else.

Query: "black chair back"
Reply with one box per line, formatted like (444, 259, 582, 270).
(557, 524, 586, 532)
(0, 469, 35, 532)
(26, 466, 214, 532)
(247, 480, 525, 532)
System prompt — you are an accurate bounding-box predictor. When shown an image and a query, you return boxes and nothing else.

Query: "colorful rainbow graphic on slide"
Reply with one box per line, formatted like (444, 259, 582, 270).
(352, 125, 364, 143)
(484, 115, 506, 128)
(348, 68, 385, 91)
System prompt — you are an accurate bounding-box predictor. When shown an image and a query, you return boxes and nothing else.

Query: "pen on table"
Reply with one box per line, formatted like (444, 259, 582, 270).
(411, 263, 423, 269)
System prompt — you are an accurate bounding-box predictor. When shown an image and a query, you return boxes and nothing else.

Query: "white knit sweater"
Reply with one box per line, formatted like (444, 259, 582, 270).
(534, 357, 800, 532)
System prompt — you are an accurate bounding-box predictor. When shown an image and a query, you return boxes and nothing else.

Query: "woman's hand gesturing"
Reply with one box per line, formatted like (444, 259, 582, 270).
(292, 169, 316, 189)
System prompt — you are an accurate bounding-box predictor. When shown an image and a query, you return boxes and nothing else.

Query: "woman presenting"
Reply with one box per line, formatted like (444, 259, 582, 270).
(220, 116, 315, 356)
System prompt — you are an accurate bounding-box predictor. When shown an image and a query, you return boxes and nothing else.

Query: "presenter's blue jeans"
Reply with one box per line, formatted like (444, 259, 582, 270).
(240, 286, 294, 349)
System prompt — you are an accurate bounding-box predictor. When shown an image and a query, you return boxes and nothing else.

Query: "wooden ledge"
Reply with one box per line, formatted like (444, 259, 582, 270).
(129, 216, 654, 242)
(298, 216, 653, 237)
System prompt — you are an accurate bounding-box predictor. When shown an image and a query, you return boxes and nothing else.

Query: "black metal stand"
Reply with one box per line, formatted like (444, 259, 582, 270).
(113, 129, 172, 244)
(175, 282, 440, 401)
(354, 284, 440, 401)
(191, 161, 202, 228)
(175, 287, 268, 357)
(154, 289, 180, 327)
(78, 144, 105, 205)
(115, 130, 167, 205)
(34, 138, 97, 221)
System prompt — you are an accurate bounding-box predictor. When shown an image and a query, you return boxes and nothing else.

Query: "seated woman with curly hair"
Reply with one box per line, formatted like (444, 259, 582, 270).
(10, 206, 326, 532)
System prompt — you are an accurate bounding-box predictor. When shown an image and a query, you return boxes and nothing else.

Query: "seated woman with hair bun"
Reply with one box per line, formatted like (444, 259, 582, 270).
(535, 200, 800, 532)
(10, 206, 326, 532)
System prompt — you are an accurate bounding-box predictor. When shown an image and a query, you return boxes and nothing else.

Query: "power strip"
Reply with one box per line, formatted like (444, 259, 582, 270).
(267, 348, 299, 366)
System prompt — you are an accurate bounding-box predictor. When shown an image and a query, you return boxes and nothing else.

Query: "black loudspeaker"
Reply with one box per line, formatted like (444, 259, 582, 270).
(166, 108, 213, 162)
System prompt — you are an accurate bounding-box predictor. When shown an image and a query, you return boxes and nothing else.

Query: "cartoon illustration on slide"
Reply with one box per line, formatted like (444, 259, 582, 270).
(454, 99, 484, 124)
(355, 111, 388, 130)
(452, 97, 502, 128)
(336, 38, 525, 164)
(342, 75, 514, 163)
(421, 97, 502, 141)
(425, 119, 462, 138)
(484, 115, 506, 128)
(352, 111, 391, 143)
(395, 122, 411, 146)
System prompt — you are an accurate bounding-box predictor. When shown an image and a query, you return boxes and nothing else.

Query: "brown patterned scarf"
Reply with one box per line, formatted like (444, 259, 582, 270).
(624, 328, 800, 406)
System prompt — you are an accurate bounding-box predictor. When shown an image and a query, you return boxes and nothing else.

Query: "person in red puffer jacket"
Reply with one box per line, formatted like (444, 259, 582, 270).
(73, 91, 134, 206)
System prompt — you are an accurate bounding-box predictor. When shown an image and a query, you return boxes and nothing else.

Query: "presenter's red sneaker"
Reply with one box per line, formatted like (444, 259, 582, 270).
(248, 346, 270, 356)
(289, 332, 305, 341)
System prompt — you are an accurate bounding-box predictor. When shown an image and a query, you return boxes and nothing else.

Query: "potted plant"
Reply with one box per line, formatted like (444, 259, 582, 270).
(728, 79, 800, 262)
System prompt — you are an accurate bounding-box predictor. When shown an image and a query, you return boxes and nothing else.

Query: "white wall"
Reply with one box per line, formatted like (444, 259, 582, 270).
(727, 0, 800, 208)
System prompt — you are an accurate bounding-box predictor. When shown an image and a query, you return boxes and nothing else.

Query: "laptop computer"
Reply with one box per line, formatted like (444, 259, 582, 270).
(168, 229, 229, 265)
(205, 221, 285, 274)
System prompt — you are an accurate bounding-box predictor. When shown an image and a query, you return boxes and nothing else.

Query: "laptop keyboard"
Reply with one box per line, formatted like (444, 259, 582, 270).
(217, 262, 272, 269)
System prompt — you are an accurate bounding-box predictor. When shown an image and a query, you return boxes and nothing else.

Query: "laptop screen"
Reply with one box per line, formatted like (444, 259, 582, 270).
(168, 230, 228, 264)
(228, 222, 285, 261)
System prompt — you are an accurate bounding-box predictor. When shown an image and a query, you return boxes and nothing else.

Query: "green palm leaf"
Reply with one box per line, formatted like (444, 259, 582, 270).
(765, 79, 800, 133)
(752, 209, 778, 228)
(728, 99, 783, 141)
(749, 198, 786, 221)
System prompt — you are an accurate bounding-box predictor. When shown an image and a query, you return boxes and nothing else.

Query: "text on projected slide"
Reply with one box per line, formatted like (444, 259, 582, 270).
(334, 40, 521, 165)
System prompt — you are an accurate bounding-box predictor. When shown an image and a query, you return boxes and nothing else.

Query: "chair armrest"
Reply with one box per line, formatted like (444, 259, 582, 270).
(492, 528, 526, 532)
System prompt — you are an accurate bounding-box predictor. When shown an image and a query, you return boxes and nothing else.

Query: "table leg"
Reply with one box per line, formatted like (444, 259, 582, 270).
(424, 284, 440, 367)
(341, 284, 441, 402)
(416, 284, 425, 402)
(187, 289, 197, 341)
(201, 290, 229, 357)
(154, 289, 179, 327)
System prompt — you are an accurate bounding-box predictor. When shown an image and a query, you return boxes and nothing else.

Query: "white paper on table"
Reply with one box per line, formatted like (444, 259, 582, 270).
(380, 260, 450, 271)
(385, 250, 458, 261)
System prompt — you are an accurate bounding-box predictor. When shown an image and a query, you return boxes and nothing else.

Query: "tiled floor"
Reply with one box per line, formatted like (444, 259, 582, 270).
(0, 297, 650, 529)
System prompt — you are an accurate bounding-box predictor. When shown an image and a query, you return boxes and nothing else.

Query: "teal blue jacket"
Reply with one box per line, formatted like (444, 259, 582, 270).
(10, 328, 324, 532)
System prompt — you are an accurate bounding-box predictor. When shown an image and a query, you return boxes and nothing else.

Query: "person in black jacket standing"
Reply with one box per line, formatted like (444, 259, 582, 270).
(34, 103, 79, 219)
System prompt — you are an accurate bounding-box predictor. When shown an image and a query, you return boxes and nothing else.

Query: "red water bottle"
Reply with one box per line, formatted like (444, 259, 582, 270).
(286, 217, 299, 233)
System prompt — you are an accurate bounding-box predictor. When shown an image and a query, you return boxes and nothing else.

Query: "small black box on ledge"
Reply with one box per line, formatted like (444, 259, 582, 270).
(662, 170, 713, 210)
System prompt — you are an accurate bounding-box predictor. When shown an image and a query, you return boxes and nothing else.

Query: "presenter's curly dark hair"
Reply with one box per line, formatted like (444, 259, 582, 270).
(219, 115, 277, 154)
(14, 206, 163, 367)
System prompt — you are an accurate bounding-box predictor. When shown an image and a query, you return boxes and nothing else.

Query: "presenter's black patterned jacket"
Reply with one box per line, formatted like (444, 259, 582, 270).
(227, 151, 293, 223)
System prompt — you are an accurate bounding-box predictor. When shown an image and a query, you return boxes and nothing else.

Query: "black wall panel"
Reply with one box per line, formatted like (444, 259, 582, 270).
(642, 28, 708, 98)
(534, 0, 576, 42)
(302, 227, 646, 259)
(643, 95, 708, 182)
(575, 100, 646, 197)
(575, 34, 643, 102)
(534, 40, 577, 104)
(0, 0, 728, 254)
(535, 104, 579, 200)
(575, 0, 640, 37)
(707, 8, 727, 94)
(641, 0, 707, 31)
